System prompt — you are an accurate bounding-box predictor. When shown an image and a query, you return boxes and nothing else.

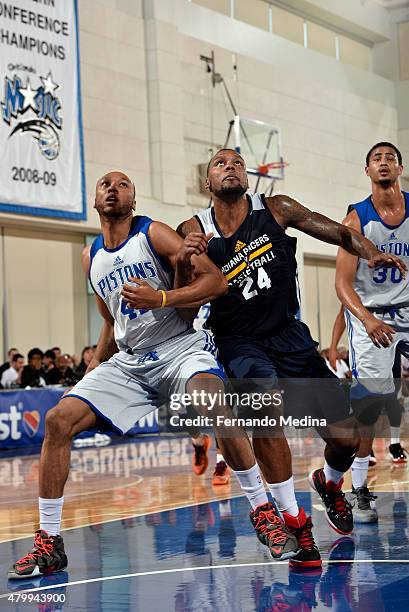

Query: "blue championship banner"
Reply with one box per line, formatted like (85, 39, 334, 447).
(0, 0, 86, 219)
(0, 389, 159, 450)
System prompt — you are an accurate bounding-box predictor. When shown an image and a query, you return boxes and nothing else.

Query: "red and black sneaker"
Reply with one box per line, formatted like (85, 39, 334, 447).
(250, 502, 299, 560)
(8, 530, 67, 580)
(283, 507, 322, 568)
(309, 468, 353, 535)
(212, 460, 230, 486)
(192, 434, 211, 476)
(389, 443, 407, 464)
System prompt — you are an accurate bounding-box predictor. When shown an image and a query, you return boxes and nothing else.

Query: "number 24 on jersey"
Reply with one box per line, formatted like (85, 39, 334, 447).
(240, 267, 271, 300)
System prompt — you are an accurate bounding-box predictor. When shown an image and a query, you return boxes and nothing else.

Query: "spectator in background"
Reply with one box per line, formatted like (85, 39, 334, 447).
(21, 348, 46, 388)
(75, 346, 94, 380)
(0, 348, 19, 379)
(56, 355, 76, 387)
(63, 354, 76, 370)
(43, 350, 61, 386)
(51, 347, 62, 360)
(1, 353, 24, 388)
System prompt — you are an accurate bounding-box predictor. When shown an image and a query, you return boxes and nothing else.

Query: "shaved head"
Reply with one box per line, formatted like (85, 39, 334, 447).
(97, 171, 135, 198)
(94, 171, 136, 219)
(207, 149, 245, 176)
(205, 149, 248, 200)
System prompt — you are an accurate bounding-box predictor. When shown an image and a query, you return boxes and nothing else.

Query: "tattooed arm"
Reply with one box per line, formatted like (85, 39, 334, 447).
(266, 194, 406, 272)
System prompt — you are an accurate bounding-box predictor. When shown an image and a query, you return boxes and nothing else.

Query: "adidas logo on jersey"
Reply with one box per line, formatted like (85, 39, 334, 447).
(389, 232, 397, 240)
(113, 255, 124, 266)
(235, 240, 246, 253)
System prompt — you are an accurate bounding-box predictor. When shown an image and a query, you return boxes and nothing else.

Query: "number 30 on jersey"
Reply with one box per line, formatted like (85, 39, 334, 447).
(373, 266, 403, 284)
(240, 267, 271, 300)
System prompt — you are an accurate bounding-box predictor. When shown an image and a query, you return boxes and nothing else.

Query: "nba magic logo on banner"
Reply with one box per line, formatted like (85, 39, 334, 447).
(2, 71, 62, 160)
(0, 0, 86, 219)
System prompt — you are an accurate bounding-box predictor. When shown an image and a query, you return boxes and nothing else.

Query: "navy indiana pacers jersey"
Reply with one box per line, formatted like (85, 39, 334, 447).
(195, 193, 299, 340)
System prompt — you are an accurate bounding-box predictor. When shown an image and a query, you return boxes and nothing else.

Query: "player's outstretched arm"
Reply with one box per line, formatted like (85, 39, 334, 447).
(267, 194, 406, 274)
(121, 221, 227, 311)
(82, 246, 118, 373)
(336, 212, 395, 348)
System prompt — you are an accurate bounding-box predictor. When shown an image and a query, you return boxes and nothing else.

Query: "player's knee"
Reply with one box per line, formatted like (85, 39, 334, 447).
(327, 436, 359, 459)
(343, 436, 360, 458)
(45, 403, 74, 440)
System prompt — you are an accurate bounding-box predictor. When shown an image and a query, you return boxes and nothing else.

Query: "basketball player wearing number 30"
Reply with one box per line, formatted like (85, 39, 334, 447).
(178, 148, 405, 567)
(336, 142, 409, 523)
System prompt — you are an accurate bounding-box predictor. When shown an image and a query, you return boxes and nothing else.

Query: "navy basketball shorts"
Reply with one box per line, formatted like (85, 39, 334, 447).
(216, 319, 351, 425)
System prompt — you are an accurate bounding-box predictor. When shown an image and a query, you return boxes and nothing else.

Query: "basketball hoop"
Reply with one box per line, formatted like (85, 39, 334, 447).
(257, 161, 289, 175)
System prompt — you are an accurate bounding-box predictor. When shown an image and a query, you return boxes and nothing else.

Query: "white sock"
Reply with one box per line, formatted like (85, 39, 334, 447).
(216, 453, 224, 463)
(39, 496, 64, 536)
(267, 476, 299, 517)
(390, 428, 400, 445)
(219, 500, 232, 518)
(323, 461, 344, 485)
(351, 456, 370, 489)
(232, 464, 268, 510)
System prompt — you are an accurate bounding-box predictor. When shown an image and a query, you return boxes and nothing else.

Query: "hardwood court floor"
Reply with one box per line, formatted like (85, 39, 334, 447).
(0, 434, 408, 542)
(1, 435, 409, 610)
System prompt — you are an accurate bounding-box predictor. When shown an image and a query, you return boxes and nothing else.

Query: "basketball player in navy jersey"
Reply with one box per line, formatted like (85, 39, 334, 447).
(8, 171, 301, 580)
(336, 142, 409, 523)
(178, 149, 405, 567)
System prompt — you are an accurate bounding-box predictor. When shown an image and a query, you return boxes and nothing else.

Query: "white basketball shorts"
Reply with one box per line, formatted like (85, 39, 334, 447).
(63, 329, 224, 434)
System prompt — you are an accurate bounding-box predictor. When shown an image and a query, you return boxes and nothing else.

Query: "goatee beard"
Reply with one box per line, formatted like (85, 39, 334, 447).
(217, 184, 247, 200)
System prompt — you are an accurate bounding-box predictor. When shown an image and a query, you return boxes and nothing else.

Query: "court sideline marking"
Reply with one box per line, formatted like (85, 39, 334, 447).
(2, 558, 409, 598)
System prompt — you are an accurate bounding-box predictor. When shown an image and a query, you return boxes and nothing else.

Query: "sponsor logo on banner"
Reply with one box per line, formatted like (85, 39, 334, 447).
(0, 0, 86, 219)
(22, 410, 41, 437)
(0, 403, 42, 441)
(0, 404, 22, 441)
(73, 433, 112, 449)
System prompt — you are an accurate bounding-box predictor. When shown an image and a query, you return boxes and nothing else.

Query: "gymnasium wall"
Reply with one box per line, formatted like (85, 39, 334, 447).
(0, 0, 407, 356)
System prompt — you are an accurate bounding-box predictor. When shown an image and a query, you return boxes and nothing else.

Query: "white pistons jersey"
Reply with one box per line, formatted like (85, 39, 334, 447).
(89, 216, 190, 351)
(350, 191, 409, 308)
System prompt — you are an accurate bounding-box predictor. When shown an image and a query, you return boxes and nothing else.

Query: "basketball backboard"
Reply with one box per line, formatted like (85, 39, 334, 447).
(224, 115, 287, 194)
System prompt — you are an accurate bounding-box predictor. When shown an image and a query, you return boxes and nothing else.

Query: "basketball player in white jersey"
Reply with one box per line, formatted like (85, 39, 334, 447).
(8, 171, 300, 580)
(329, 304, 407, 467)
(336, 142, 409, 523)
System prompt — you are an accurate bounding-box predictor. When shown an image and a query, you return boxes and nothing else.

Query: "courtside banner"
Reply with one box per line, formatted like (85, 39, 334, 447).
(0, 0, 86, 219)
(0, 389, 159, 450)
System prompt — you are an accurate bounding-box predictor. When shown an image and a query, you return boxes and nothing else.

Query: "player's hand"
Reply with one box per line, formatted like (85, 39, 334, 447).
(121, 278, 162, 310)
(328, 347, 338, 371)
(363, 315, 395, 348)
(367, 253, 407, 277)
(178, 232, 213, 263)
